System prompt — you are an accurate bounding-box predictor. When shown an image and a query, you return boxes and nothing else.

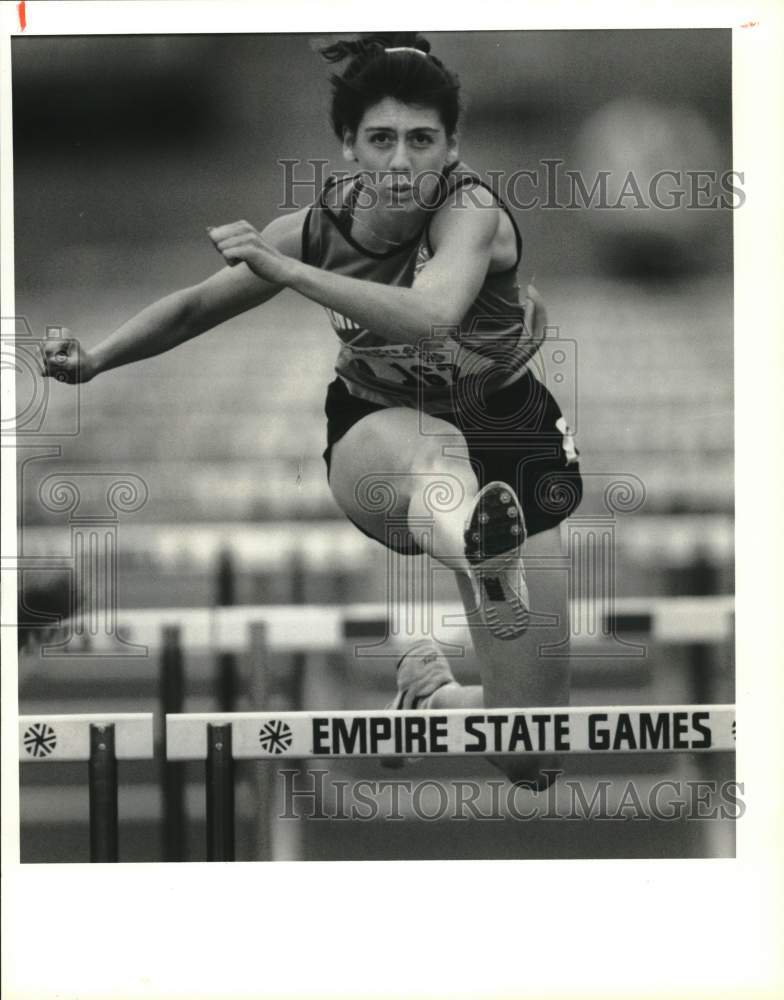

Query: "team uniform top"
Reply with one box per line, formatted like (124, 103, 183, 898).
(302, 161, 545, 414)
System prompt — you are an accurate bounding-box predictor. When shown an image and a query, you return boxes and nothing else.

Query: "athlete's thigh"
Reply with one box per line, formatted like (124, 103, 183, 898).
(328, 406, 476, 545)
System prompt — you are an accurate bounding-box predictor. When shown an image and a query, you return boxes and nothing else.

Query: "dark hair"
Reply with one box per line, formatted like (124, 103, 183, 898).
(319, 32, 461, 141)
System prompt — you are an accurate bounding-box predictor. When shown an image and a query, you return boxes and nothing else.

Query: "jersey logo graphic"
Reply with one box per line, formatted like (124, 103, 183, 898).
(325, 307, 364, 335)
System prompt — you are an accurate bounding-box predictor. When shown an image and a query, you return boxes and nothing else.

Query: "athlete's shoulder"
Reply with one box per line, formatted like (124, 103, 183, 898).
(429, 161, 521, 268)
(440, 161, 502, 209)
(429, 161, 502, 239)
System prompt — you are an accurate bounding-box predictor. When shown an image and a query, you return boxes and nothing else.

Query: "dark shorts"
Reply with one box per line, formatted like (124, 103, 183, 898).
(323, 372, 583, 554)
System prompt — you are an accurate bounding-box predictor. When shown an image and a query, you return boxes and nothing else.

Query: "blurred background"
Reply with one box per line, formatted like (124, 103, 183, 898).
(12, 30, 734, 861)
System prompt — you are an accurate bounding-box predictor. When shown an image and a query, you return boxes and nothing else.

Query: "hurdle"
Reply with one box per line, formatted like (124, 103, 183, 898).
(166, 704, 736, 861)
(20, 515, 734, 572)
(19, 592, 734, 860)
(51, 595, 734, 657)
(18, 713, 154, 862)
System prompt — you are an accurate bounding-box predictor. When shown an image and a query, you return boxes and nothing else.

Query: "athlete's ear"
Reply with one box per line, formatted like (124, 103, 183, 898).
(342, 129, 358, 163)
(445, 131, 459, 165)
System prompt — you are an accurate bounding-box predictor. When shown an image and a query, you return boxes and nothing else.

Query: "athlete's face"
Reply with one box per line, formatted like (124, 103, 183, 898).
(343, 97, 458, 211)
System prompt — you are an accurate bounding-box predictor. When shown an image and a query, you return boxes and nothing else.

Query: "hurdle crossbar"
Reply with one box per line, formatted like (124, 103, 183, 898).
(54, 596, 733, 654)
(167, 705, 736, 761)
(19, 713, 154, 863)
(20, 515, 734, 568)
(174, 705, 735, 861)
(19, 713, 154, 762)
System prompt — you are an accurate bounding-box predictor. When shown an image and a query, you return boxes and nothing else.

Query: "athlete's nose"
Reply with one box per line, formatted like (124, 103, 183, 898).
(388, 139, 412, 174)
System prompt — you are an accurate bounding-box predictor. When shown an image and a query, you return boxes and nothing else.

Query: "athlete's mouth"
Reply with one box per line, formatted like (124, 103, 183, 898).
(388, 184, 414, 200)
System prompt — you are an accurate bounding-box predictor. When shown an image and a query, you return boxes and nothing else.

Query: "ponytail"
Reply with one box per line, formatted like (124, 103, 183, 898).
(319, 32, 431, 66)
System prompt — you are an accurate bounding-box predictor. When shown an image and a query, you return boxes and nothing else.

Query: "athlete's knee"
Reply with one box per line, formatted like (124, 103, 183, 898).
(406, 459, 478, 563)
(330, 425, 410, 518)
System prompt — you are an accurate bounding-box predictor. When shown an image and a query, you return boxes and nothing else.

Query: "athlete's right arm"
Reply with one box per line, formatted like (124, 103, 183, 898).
(40, 208, 308, 383)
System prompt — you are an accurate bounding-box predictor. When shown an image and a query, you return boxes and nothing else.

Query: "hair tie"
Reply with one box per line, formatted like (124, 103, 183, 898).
(384, 46, 428, 57)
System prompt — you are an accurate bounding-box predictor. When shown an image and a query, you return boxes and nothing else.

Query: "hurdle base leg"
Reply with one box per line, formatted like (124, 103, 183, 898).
(206, 723, 235, 862)
(89, 724, 119, 863)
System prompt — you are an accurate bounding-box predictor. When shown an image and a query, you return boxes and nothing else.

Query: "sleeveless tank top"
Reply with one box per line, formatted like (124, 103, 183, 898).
(301, 160, 545, 412)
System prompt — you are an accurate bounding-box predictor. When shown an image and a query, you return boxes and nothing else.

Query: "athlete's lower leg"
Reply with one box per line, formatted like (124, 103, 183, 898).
(454, 528, 569, 789)
(398, 506, 569, 789)
(388, 636, 562, 790)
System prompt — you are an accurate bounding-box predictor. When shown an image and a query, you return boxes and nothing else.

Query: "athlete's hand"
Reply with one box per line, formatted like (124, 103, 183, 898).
(207, 221, 294, 284)
(39, 331, 96, 384)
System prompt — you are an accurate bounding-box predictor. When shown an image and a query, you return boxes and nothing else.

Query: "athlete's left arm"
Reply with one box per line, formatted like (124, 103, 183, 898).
(207, 194, 499, 346)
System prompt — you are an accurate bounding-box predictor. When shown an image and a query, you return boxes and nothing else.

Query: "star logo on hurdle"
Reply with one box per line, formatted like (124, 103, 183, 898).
(23, 722, 57, 758)
(258, 720, 293, 755)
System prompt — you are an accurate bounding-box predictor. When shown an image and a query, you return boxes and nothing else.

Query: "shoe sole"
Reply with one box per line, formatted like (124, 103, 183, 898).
(464, 482, 529, 640)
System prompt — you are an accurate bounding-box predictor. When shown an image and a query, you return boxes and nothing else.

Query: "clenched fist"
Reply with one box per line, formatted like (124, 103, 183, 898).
(207, 220, 295, 285)
(40, 332, 95, 384)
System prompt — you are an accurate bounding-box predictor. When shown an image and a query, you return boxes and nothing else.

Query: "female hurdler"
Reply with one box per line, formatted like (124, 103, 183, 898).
(41, 34, 582, 788)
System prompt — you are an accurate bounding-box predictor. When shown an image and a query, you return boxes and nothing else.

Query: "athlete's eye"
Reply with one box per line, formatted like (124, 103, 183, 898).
(369, 134, 393, 146)
(410, 134, 435, 146)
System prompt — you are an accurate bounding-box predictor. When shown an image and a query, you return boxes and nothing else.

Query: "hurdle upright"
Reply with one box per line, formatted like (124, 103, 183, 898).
(166, 704, 736, 862)
(19, 713, 154, 862)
